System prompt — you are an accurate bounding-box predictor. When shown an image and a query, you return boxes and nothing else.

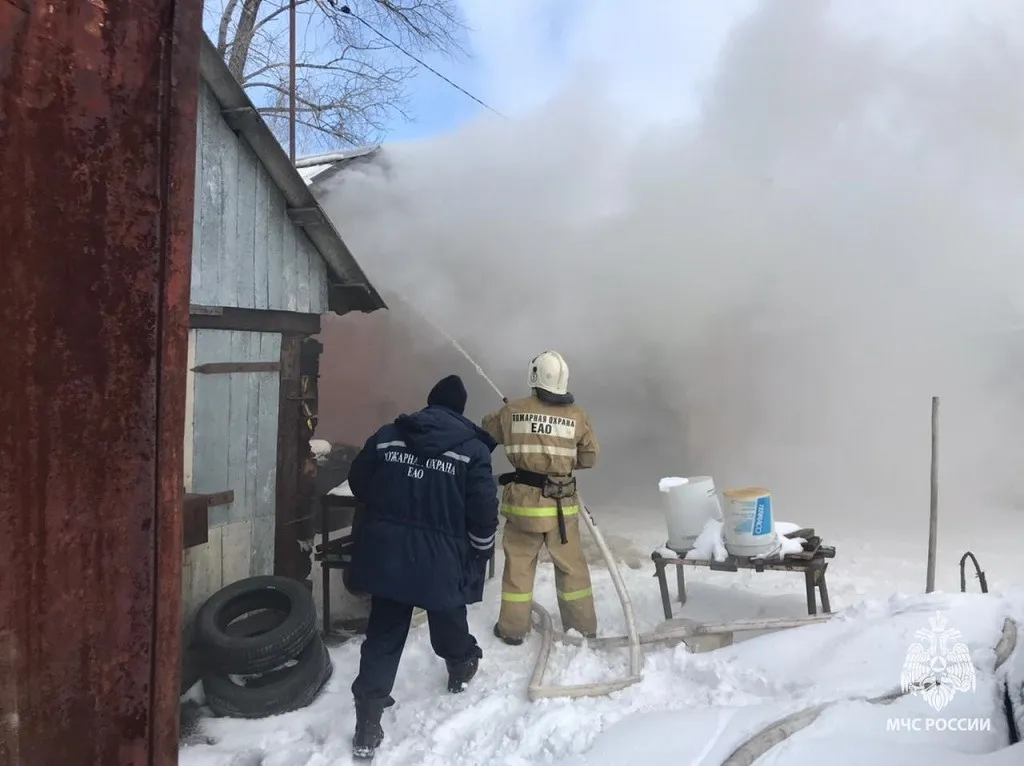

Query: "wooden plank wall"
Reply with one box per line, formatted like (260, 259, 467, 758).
(190, 82, 330, 314)
(180, 328, 282, 627)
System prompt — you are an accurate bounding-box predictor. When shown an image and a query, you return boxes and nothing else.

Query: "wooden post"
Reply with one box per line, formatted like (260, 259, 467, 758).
(275, 334, 304, 579)
(926, 396, 940, 593)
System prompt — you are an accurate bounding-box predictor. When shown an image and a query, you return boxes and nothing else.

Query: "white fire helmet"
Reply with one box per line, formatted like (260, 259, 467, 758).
(528, 351, 570, 396)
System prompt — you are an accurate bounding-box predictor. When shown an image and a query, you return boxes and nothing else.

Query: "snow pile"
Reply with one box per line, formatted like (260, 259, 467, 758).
(309, 439, 332, 458)
(180, 533, 1024, 766)
(328, 480, 353, 497)
(774, 521, 810, 557)
(676, 518, 807, 562)
(685, 518, 729, 562)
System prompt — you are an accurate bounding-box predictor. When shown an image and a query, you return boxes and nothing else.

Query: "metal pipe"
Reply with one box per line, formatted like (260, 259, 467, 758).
(289, 0, 297, 163)
(926, 396, 940, 593)
(959, 551, 989, 594)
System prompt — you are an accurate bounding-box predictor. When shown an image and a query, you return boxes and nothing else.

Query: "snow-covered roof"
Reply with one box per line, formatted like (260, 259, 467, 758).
(296, 145, 381, 189)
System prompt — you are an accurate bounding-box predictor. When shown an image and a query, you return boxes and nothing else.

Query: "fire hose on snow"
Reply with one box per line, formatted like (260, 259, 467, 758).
(528, 498, 644, 700)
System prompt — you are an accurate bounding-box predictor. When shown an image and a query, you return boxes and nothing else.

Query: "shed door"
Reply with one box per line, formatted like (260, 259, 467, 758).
(181, 328, 281, 626)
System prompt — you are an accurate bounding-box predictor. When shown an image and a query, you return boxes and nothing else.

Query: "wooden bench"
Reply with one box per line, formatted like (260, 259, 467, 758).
(651, 528, 836, 620)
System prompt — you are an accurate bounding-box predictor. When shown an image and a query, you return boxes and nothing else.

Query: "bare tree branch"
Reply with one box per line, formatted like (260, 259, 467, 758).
(218, 0, 241, 54)
(215, 0, 467, 150)
(228, 0, 264, 80)
(244, 54, 402, 83)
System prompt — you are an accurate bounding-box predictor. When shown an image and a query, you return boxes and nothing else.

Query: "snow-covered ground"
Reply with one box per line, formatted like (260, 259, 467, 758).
(180, 507, 1024, 766)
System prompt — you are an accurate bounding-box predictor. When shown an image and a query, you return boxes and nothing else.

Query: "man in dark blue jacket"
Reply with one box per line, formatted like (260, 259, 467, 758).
(345, 374, 499, 761)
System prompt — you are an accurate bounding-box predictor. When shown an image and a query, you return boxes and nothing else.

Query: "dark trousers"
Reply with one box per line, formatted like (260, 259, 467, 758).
(351, 597, 481, 705)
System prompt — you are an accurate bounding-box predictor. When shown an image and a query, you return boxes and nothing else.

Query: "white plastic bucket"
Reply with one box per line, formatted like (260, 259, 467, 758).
(659, 476, 724, 552)
(721, 487, 778, 557)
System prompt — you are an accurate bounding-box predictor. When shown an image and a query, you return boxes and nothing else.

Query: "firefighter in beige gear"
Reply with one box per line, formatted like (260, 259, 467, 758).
(482, 351, 600, 646)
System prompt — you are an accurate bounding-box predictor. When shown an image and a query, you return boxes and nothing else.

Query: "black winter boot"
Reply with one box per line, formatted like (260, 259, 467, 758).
(352, 701, 386, 761)
(446, 657, 479, 693)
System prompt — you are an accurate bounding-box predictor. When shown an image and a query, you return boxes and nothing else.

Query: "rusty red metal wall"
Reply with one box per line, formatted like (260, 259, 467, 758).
(318, 311, 447, 445)
(0, 1, 201, 764)
(317, 307, 511, 448)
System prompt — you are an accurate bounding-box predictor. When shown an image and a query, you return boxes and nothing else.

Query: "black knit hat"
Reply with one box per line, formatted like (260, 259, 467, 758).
(427, 374, 468, 415)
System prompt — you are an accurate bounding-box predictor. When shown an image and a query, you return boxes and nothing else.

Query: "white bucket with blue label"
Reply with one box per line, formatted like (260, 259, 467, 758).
(721, 487, 778, 557)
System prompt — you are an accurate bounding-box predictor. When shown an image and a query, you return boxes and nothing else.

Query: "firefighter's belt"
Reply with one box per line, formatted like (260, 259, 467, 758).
(498, 470, 576, 545)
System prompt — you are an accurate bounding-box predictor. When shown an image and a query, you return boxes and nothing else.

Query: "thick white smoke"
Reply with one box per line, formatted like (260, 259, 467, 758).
(319, 0, 1024, 535)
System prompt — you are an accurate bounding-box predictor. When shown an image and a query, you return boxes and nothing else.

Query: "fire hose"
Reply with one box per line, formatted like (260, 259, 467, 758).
(527, 497, 643, 700)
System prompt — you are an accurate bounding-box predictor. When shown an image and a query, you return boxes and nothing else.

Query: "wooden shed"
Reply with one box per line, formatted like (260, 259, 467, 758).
(180, 36, 386, 641)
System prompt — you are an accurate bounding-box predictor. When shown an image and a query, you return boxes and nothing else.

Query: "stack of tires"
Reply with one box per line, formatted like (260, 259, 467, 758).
(194, 575, 334, 719)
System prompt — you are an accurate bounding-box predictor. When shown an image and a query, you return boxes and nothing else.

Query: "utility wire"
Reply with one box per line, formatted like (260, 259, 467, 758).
(339, 4, 506, 118)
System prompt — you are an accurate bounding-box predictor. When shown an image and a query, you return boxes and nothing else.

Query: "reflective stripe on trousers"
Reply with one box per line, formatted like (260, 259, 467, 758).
(499, 588, 592, 602)
(557, 586, 593, 601)
(500, 591, 532, 603)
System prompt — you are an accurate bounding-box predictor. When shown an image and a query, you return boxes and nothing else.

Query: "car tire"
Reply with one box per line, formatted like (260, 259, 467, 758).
(194, 575, 318, 676)
(202, 635, 334, 719)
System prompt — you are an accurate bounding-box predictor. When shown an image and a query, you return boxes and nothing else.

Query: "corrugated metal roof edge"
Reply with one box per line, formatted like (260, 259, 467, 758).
(197, 35, 386, 314)
(298, 147, 386, 190)
(295, 146, 380, 168)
